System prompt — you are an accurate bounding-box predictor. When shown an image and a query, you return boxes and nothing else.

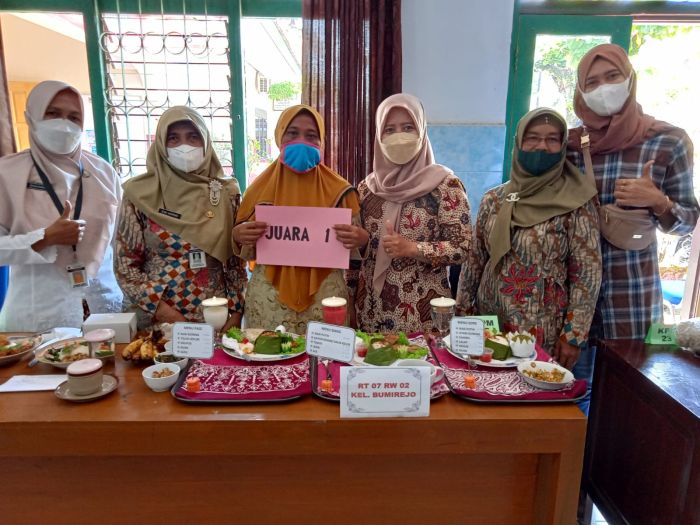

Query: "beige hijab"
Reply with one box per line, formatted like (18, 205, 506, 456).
(365, 93, 451, 292)
(0, 80, 119, 278)
(488, 108, 597, 274)
(122, 106, 238, 263)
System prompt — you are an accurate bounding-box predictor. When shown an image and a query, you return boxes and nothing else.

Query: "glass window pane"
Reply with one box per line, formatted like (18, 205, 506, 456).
(241, 17, 302, 185)
(530, 34, 610, 126)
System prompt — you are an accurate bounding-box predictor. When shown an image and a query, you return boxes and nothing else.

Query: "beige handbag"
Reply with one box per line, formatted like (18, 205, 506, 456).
(581, 131, 657, 251)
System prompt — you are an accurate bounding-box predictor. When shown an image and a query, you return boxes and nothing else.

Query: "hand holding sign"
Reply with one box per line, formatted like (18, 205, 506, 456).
(382, 220, 419, 258)
(333, 223, 369, 250)
(233, 221, 268, 246)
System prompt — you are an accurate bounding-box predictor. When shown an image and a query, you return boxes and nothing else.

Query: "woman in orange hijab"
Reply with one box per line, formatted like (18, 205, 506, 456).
(233, 105, 368, 333)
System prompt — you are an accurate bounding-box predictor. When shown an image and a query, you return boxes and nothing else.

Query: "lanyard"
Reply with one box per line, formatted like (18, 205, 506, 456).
(30, 153, 84, 251)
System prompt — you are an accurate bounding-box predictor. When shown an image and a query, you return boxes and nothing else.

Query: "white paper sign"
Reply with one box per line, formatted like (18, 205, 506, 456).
(0, 375, 67, 392)
(172, 322, 214, 359)
(340, 367, 430, 418)
(305, 321, 356, 363)
(450, 317, 485, 356)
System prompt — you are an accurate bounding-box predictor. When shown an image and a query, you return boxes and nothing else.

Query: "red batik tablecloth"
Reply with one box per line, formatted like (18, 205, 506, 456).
(430, 342, 586, 403)
(173, 347, 311, 403)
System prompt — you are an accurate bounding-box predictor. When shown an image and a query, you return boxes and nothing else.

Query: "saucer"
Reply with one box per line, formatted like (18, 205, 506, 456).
(55, 375, 118, 402)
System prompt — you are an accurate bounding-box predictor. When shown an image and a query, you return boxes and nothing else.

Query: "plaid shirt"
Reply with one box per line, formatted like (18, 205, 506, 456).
(567, 127, 699, 340)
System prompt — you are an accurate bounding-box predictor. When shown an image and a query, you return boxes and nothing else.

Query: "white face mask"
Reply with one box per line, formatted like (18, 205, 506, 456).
(380, 132, 422, 165)
(167, 144, 205, 173)
(34, 118, 83, 155)
(580, 75, 632, 117)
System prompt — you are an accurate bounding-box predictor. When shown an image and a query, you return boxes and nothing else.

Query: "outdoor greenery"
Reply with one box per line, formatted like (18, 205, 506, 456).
(267, 80, 300, 101)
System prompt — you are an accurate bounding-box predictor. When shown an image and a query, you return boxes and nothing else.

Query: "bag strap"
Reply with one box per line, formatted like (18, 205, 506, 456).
(580, 129, 597, 191)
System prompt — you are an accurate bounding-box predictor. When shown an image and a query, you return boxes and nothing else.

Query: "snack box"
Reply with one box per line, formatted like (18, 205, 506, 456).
(83, 313, 137, 344)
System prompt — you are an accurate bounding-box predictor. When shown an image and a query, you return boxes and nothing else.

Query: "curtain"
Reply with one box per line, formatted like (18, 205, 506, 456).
(0, 21, 17, 157)
(302, 0, 402, 187)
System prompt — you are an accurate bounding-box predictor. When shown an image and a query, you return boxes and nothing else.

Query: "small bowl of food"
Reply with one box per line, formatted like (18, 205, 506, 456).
(517, 360, 574, 391)
(142, 363, 180, 392)
(153, 351, 189, 370)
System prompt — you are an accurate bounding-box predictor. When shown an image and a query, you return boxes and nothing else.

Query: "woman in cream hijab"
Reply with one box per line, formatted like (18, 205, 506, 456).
(348, 93, 472, 333)
(115, 106, 246, 329)
(456, 108, 601, 370)
(0, 80, 122, 331)
(233, 104, 367, 334)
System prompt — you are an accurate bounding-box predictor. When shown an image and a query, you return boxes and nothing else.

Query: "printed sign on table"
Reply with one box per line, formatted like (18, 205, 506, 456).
(255, 205, 351, 269)
(172, 323, 214, 359)
(450, 317, 485, 356)
(340, 367, 431, 418)
(306, 321, 356, 363)
(644, 323, 678, 345)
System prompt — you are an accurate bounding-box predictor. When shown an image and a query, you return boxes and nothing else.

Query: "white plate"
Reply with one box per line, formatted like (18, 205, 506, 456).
(55, 375, 118, 402)
(443, 335, 535, 368)
(517, 360, 574, 391)
(0, 334, 43, 366)
(35, 337, 114, 369)
(221, 330, 305, 362)
(352, 336, 429, 366)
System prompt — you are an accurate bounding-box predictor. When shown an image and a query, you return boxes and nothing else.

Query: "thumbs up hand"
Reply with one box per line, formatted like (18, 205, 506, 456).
(382, 220, 419, 259)
(613, 159, 666, 209)
(43, 200, 86, 247)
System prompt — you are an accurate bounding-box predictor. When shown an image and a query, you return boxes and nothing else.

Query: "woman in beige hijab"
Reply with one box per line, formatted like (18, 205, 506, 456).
(115, 106, 246, 329)
(0, 80, 122, 331)
(348, 93, 472, 333)
(456, 108, 601, 370)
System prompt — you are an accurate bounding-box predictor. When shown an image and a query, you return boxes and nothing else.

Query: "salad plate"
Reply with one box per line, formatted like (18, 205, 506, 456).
(352, 332, 429, 366)
(221, 328, 306, 362)
(442, 335, 535, 368)
(34, 337, 115, 369)
(0, 333, 43, 366)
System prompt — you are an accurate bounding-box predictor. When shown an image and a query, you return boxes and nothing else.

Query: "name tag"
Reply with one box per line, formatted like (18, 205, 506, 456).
(66, 263, 88, 288)
(159, 208, 182, 219)
(188, 249, 206, 269)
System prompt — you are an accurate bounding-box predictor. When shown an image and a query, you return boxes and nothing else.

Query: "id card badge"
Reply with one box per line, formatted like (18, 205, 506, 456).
(188, 249, 206, 269)
(67, 263, 88, 288)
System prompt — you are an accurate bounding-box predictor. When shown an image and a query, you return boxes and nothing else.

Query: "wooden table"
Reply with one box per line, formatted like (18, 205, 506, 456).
(584, 340, 700, 525)
(0, 348, 586, 525)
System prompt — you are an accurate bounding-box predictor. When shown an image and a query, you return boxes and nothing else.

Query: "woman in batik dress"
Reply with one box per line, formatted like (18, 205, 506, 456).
(348, 93, 472, 334)
(456, 108, 601, 370)
(115, 106, 246, 330)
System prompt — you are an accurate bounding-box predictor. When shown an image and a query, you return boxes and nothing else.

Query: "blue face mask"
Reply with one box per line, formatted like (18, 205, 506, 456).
(280, 141, 322, 173)
(517, 148, 564, 176)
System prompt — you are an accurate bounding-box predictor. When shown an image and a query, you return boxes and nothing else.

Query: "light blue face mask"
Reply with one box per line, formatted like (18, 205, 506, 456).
(280, 141, 322, 173)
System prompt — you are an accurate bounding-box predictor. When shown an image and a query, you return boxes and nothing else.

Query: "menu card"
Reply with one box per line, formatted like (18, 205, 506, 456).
(172, 323, 214, 359)
(305, 321, 356, 363)
(0, 375, 67, 392)
(450, 317, 485, 356)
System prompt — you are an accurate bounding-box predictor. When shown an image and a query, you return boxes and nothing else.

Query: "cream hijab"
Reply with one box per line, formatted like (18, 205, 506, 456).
(365, 93, 451, 292)
(0, 80, 119, 278)
(122, 106, 238, 263)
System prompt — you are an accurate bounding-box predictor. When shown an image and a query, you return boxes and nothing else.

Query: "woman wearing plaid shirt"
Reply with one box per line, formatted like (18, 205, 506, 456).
(567, 44, 699, 413)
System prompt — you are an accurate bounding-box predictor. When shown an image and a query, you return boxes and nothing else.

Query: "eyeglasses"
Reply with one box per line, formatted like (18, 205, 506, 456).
(522, 136, 562, 149)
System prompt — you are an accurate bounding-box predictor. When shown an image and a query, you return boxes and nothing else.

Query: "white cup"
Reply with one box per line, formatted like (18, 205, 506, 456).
(393, 358, 444, 384)
(66, 358, 103, 396)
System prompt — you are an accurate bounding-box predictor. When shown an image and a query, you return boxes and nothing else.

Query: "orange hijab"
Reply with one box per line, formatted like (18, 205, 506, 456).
(236, 105, 359, 312)
(570, 44, 673, 155)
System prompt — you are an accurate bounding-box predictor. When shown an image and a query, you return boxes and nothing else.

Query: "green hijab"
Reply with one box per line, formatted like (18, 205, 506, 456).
(487, 108, 597, 274)
(122, 106, 239, 263)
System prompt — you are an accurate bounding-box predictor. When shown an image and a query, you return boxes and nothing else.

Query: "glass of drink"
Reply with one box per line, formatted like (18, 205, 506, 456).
(202, 296, 229, 335)
(430, 297, 456, 339)
(321, 296, 347, 326)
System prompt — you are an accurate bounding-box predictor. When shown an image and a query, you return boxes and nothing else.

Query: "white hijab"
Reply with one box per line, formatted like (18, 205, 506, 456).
(0, 80, 119, 277)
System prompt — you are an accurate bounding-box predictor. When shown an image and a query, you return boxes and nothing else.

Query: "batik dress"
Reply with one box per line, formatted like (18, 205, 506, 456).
(567, 127, 699, 339)
(348, 175, 472, 333)
(456, 184, 602, 352)
(115, 196, 246, 327)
